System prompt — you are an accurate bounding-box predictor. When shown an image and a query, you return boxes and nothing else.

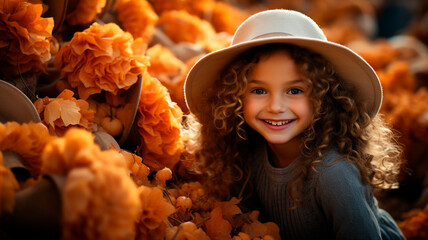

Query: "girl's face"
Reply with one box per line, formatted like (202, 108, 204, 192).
(243, 50, 313, 147)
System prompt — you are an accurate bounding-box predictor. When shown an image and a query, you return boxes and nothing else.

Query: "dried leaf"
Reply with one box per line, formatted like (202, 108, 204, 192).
(56, 99, 81, 126)
(215, 197, 242, 216)
(205, 207, 232, 240)
(44, 100, 61, 127)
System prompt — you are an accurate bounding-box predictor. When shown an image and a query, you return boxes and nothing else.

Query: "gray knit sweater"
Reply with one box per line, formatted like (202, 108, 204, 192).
(238, 143, 405, 240)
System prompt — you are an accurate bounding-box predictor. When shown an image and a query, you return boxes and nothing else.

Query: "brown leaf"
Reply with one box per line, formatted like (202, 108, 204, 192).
(205, 207, 232, 240)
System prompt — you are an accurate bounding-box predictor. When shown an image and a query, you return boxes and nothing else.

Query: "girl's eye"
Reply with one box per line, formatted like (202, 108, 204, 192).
(251, 88, 266, 95)
(288, 88, 303, 95)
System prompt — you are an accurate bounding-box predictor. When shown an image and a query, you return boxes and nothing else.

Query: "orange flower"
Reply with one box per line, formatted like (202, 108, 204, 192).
(66, 0, 106, 26)
(350, 40, 397, 71)
(211, 2, 250, 35)
(157, 10, 216, 46)
(41, 128, 132, 175)
(41, 128, 140, 240)
(62, 163, 139, 240)
(0, 152, 20, 213)
(136, 185, 176, 240)
(0, 121, 52, 178)
(157, 10, 231, 52)
(120, 150, 151, 186)
(0, 0, 56, 77)
(146, 44, 185, 80)
(115, 0, 158, 45)
(150, 0, 215, 18)
(41, 128, 99, 175)
(137, 72, 184, 170)
(377, 61, 415, 93)
(54, 22, 149, 100)
(34, 89, 96, 136)
(398, 204, 428, 239)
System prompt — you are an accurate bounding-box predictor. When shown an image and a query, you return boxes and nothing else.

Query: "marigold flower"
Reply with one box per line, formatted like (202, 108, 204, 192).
(377, 61, 415, 93)
(66, 0, 106, 26)
(120, 150, 150, 186)
(157, 10, 231, 52)
(150, 0, 215, 18)
(0, 152, 20, 213)
(157, 10, 216, 47)
(61, 152, 139, 240)
(41, 128, 140, 240)
(115, 0, 158, 45)
(398, 204, 428, 239)
(41, 128, 99, 175)
(136, 185, 176, 240)
(34, 89, 96, 136)
(146, 44, 185, 80)
(0, 121, 52, 178)
(137, 72, 184, 170)
(0, 0, 56, 77)
(54, 22, 149, 100)
(211, 2, 249, 35)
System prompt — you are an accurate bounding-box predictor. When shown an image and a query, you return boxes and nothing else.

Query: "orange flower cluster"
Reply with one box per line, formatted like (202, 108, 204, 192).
(377, 61, 415, 93)
(0, 0, 56, 77)
(137, 72, 184, 170)
(150, 0, 215, 18)
(398, 203, 428, 239)
(158, 10, 215, 45)
(66, 0, 106, 26)
(0, 151, 20, 213)
(0, 121, 279, 239)
(146, 45, 204, 113)
(165, 181, 280, 240)
(0, 121, 52, 178)
(115, 0, 158, 45)
(41, 127, 103, 174)
(54, 22, 149, 100)
(210, 2, 250, 35)
(34, 89, 96, 136)
(146, 44, 185, 82)
(41, 128, 140, 240)
(120, 150, 150, 186)
(136, 185, 176, 239)
(157, 10, 231, 52)
(149, 0, 248, 35)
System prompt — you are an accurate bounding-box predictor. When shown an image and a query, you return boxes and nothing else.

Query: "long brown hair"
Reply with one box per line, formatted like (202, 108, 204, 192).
(189, 43, 403, 201)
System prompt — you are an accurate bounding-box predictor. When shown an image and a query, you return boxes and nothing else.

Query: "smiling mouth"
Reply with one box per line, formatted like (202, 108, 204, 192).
(263, 119, 293, 126)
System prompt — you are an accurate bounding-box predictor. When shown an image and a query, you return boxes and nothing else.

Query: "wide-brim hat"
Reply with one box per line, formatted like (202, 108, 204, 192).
(185, 9, 382, 119)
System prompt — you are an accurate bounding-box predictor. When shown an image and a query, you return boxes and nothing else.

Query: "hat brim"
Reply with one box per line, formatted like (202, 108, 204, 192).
(185, 37, 382, 119)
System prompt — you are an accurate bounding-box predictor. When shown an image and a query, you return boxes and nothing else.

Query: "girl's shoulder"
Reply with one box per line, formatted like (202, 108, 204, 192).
(314, 149, 363, 186)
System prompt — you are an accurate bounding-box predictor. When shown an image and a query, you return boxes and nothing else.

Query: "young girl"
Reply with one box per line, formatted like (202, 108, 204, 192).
(184, 9, 405, 239)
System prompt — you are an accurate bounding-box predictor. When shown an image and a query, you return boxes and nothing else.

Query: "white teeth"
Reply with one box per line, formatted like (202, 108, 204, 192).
(264, 120, 291, 126)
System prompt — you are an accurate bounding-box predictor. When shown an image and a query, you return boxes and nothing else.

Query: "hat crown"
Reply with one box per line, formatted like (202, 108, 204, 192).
(231, 9, 327, 45)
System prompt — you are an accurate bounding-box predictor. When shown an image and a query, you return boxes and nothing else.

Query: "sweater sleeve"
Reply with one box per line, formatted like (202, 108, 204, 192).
(316, 159, 382, 240)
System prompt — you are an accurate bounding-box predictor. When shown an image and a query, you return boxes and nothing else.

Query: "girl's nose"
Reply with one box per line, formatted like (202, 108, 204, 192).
(267, 94, 287, 113)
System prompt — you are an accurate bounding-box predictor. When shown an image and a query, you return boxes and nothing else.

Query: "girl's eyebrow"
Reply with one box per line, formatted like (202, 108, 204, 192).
(248, 79, 305, 84)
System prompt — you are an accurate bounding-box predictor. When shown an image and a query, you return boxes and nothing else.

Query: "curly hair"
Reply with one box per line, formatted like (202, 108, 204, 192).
(189, 43, 403, 201)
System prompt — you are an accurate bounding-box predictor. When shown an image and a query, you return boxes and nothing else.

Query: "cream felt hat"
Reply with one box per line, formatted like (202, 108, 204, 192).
(185, 9, 382, 118)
